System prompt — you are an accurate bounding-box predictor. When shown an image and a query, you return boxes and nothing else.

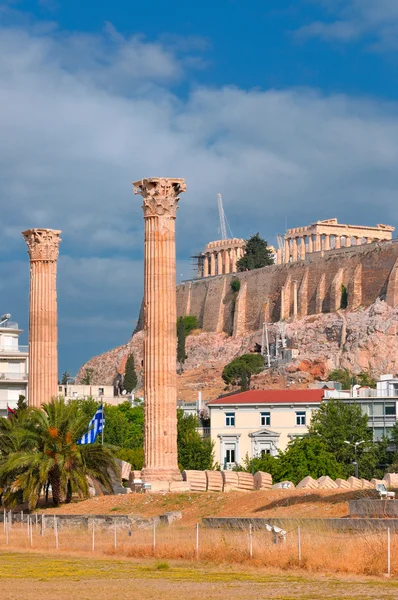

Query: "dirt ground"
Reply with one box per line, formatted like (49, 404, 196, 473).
(0, 551, 397, 600)
(40, 488, 369, 523)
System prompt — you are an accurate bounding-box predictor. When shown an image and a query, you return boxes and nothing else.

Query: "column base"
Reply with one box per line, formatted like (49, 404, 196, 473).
(142, 467, 182, 482)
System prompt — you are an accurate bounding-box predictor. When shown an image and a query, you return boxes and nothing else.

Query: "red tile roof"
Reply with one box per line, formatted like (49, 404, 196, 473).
(207, 389, 325, 406)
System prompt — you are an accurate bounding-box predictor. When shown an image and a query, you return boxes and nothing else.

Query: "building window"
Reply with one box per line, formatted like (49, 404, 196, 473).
(385, 404, 396, 416)
(260, 411, 271, 426)
(296, 411, 306, 426)
(98, 387, 104, 396)
(225, 412, 235, 427)
(225, 447, 236, 466)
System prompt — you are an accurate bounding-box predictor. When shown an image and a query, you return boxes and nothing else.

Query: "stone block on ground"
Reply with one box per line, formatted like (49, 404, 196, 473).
(317, 476, 338, 490)
(361, 479, 373, 489)
(335, 478, 351, 489)
(159, 511, 182, 525)
(272, 481, 295, 490)
(222, 471, 239, 491)
(383, 473, 398, 489)
(296, 476, 319, 490)
(347, 476, 362, 489)
(370, 478, 384, 488)
(237, 472, 254, 491)
(253, 471, 272, 490)
(132, 470, 142, 480)
(182, 470, 207, 492)
(144, 481, 170, 493)
(169, 481, 191, 492)
(206, 470, 224, 492)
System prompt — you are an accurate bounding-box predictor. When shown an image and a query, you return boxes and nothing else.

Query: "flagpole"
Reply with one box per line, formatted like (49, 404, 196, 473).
(101, 400, 104, 445)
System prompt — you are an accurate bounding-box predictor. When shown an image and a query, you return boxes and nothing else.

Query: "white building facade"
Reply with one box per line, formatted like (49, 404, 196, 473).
(0, 316, 28, 417)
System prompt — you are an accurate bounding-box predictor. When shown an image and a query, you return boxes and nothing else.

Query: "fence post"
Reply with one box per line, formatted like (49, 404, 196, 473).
(21, 510, 23, 528)
(114, 520, 117, 551)
(5, 518, 8, 545)
(54, 516, 59, 550)
(9, 510, 12, 529)
(195, 523, 199, 558)
(298, 526, 301, 568)
(41, 514, 45, 536)
(387, 528, 391, 577)
(153, 520, 156, 556)
(35, 513, 38, 529)
(29, 516, 33, 547)
(27, 515, 30, 539)
(3, 509, 5, 531)
(249, 524, 253, 558)
(92, 520, 95, 552)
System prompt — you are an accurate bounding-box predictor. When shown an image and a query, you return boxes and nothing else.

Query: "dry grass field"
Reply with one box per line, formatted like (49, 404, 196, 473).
(41, 488, 361, 522)
(0, 550, 398, 600)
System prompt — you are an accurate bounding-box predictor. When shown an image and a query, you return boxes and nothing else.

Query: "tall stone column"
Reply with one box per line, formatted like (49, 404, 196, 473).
(210, 252, 216, 276)
(356, 237, 362, 246)
(308, 235, 313, 253)
(203, 254, 210, 277)
(284, 238, 290, 263)
(300, 237, 306, 260)
(315, 233, 321, 252)
(133, 177, 186, 482)
(224, 249, 231, 274)
(292, 238, 298, 262)
(22, 229, 61, 408)
(324, 235, 330, 251)
(335, 236, 341, 249)
(346, 236, 352, 247)
(217, 251, 223, 275)
(230, 247, 237, 272)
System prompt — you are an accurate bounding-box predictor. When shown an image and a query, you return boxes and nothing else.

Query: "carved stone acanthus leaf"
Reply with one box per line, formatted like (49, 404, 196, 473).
(22, 228, 62, 262)
(133, 177, 186, 218)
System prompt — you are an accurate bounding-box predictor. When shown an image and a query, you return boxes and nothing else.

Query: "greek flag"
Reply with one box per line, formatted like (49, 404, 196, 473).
(78, 405, 105, 445)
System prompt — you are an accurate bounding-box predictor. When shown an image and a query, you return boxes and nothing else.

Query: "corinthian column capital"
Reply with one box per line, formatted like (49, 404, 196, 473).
(133, 177, 187, 218)
(22, 228, 62, 262)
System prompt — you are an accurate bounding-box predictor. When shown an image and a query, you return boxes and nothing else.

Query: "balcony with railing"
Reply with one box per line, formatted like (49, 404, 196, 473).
(0, 372, 28, 382)
(0, 345, 28, 354)
(196, 427, 211, 438)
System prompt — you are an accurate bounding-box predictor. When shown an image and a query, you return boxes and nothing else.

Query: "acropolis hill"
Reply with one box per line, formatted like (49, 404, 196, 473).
(77, 220, 398, 398)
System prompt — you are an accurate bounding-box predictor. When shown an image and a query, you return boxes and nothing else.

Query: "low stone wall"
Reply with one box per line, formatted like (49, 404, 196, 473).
(0, 511, 182, 530)
(349, 500, 398, 518)
(202, 516, 398, 532)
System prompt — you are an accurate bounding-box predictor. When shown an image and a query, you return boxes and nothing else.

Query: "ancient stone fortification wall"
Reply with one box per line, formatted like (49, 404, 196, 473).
(177, 241, 398, 336)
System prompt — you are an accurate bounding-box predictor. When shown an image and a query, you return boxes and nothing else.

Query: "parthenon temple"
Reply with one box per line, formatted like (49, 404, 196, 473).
(276, 219, 395, 265)
(197, 238, 246, 277)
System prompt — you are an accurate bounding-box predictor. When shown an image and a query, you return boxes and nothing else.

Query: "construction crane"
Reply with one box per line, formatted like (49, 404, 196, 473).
(217, 193, 227, 240)
(277, 234, 285, 263)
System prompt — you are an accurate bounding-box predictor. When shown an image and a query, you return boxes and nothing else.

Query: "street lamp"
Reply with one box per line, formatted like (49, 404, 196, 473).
(344, 440, 365, 478)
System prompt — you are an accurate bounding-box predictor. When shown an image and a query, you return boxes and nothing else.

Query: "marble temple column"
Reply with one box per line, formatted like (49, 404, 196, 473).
(22, 228, 61, 408)
(324, 234, 330, 251)
(203, 254, 210, 277)
(231, 247, 237, 272)
(224, 249, 231, 274)
(308, 234, 313, 253)
(210, 251, 216, 276)
(315, 233, 321, 252)
(292, 238, 298, 262)
(335, 236, 341, 249)
(217, 251, 223, 275)
(300, 237, 306, 260)
(133, 177, 186, 482)
(284, 238, 290, 263)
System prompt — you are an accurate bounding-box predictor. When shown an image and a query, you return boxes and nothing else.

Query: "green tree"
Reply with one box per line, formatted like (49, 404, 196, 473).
(182, 315, 199, 336)
(0, 398, 118, 509)
(357, 371, 377, 389)
(308, 399, 375, 478)
(230, 278, 241, 293)
(177, 410, 214, 470)
(81, 368, 94, 385)
(328, 368, 376, 390)
(277, 436, 344, 484)
(16, 395, 28, 413)
(222, 353, 264, 391)
(123, 353, 138, 393)
(237, 233, 274, 272)
(340, 284, 348, 309)
(61, 371, 71, 385)
(177, 316, 187, 366)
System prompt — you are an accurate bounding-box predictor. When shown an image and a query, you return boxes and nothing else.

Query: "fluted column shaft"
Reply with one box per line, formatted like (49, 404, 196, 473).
(284, 239, 290, 263)
(217, 251, 223, 274)
(203, 254, 210, 277)
(324, 235, 330, 251)
(292, 238, 298, 262)
(308, 235, 313, 253)
(335, 236, 341, 249)
(133, 177, 185, 482)
(300, 237, 306, 260)
(210, 251, 216, 276)
(22, 229, 61, 408)
(224, 249, 231, 273)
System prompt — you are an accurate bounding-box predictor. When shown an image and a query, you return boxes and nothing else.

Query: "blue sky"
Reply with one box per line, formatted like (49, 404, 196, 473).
(1, 0, 398, 376)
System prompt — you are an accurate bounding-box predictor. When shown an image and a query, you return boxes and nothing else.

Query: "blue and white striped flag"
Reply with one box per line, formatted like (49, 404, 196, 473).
(78, 405, 105, 445)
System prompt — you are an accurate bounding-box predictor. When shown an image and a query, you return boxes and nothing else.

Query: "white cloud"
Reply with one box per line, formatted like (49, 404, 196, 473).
(2, 21, 398, 372)
(298, 0, 398, 47)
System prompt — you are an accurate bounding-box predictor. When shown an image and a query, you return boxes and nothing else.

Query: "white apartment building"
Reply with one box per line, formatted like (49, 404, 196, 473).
(207, 389, 324, 469)
(0, 315, 28, 417)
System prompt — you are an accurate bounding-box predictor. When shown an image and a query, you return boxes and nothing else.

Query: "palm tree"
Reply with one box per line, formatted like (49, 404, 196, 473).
(0, 398, 119, 509)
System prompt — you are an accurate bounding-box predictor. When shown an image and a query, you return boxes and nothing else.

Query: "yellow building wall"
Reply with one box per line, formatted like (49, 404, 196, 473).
(209, 404, 319, 467)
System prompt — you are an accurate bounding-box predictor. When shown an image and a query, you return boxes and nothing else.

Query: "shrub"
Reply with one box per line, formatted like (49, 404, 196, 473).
(231, 278, 241, 293)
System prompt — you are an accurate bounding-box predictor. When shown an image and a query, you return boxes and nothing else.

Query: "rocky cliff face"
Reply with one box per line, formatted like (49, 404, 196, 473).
(76, 299, 398, 400)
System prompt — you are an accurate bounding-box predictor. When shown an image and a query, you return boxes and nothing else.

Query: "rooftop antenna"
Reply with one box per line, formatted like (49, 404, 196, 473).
(217, 193, 227, 240)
